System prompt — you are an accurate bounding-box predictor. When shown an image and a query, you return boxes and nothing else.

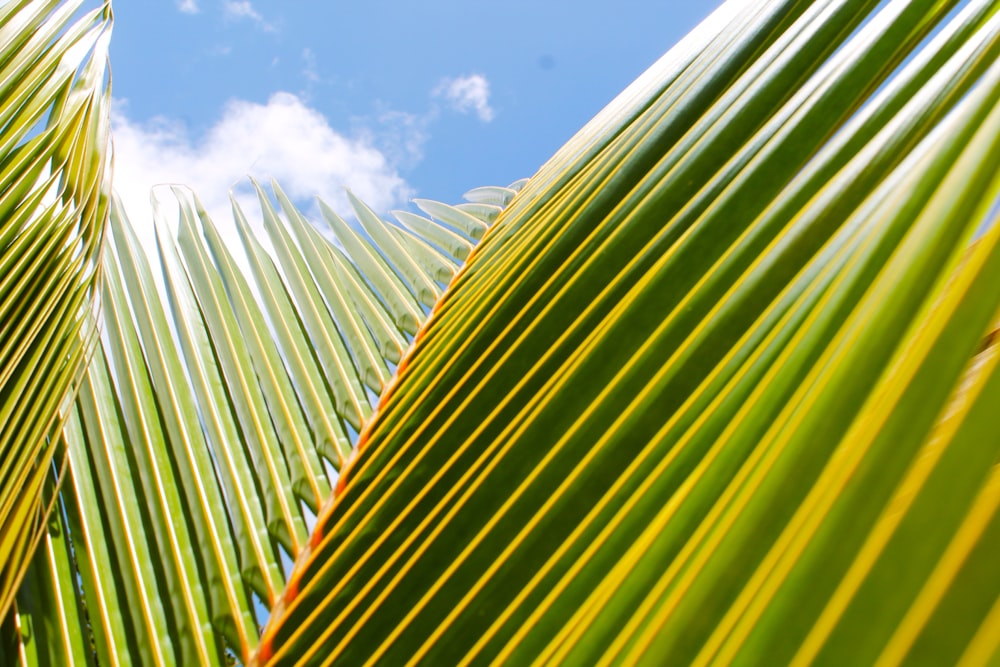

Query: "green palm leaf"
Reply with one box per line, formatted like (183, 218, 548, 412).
(6, 0, 1000, 664)
(249, 0, 1000, 663)
(2, 174, 508, 664)
(0, 0, 111, 620)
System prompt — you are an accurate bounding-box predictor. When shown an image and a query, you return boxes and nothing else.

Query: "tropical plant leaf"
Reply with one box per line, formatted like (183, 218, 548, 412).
(249, 0, 1000, 664)
(8, 0, 1000, 664)
(1, 176, 510, 664)
(0, 0, 111, 620)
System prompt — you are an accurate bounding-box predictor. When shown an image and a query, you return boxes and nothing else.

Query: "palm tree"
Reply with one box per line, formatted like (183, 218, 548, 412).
(3, 0, 1000, 664)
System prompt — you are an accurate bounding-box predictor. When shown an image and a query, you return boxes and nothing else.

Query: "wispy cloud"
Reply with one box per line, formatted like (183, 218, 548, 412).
(358, 109, 430, 171)
(223, 1, 275, 31)
(434, 74, 495, 122)
(301, 48, 319, 83)
(348, 74, 497, 172)
(176, 0, 199, 14)
(111, 93, 413, 256)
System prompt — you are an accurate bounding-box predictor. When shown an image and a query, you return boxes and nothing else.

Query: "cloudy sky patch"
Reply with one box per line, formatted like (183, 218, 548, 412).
(111, 92, 413, 257)
(434, 74, 495, 123)
(223, 1, 275, 31)
(109, 2, 712, 241)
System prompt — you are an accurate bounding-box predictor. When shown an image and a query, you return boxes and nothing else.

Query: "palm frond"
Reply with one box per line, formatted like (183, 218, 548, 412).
(8, 0, 1000, 663)
(0, 0, 111, 620)
(252, 0, 1000, 663)
(1, 178, 510, 664)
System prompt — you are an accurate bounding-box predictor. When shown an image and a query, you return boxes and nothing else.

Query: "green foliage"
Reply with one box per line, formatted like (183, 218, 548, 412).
(256, 0, 1000, 663)
(4, 0, 1000, 665)
(0, 0, 111, 622)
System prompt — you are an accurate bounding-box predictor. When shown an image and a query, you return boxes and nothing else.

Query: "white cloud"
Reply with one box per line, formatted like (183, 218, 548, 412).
(177, 0, 199, 14)
(302, 48, 319, 83)
(223, 1, 275, 31)
(110, 92, 413, 260)
(223, 0, 258, 18)
(434, 74, 494, 122)
(361, 110, 430, 171)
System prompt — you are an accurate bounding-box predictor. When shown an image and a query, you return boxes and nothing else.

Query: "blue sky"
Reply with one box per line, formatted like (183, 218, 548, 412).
(108, 1, 719, 229)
